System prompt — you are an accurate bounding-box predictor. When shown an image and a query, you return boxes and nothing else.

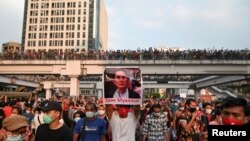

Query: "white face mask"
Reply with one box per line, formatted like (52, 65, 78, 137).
(98, 110, 105, 116)
(7, 134, 25, 141)
(205, 109, 212, 115)
(74, 117, 81, 122)
(163, 112, 168, 115)
(179, 107, 184, 111)
(26, 110, 31, 114)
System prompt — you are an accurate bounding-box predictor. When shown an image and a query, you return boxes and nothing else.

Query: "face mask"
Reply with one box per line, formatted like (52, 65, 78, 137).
(74, 117, 81, 122)
(189, 107, 196, 113)
(117, 107, 129, 117)
(179, 107, 184, 111)
(222, 117, 244, 125)
(163, 112, 168, 115)
(153, 112, 161, 117)
(98, 110, 105, 116)
(196, 107, 200, 111)
(205, 109, 212, 115)
(43, 114, 53, 124)
(26, 110, 31, 114)
(7, 134, 25, 141)
(86, 112, 95, 118)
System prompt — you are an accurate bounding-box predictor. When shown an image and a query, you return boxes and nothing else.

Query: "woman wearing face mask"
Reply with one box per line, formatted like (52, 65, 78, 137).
(0, 114, 32, 141)
(97, 105, 111, 141)
(69, 110, 85, 132)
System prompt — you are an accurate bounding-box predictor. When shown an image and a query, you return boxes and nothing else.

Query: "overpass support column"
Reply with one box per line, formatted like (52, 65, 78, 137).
(97, 89, 103, 99)
(44, 81, 52, 99)
(70, 75, 79, 97)
(45, 89, 52, 99)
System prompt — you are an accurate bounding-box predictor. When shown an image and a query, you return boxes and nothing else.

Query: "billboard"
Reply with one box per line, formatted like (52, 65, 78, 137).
(103, 67, 142, 105)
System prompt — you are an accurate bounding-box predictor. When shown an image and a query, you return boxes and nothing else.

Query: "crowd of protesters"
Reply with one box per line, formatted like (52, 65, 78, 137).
(0, 92, 249, 141)
(0, 48, 250, 61)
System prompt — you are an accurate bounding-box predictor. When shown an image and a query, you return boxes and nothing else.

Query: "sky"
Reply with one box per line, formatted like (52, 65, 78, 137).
(0, 0, 250, 51)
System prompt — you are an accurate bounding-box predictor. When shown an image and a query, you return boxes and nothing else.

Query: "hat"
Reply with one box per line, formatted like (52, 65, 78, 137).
(41, 101, 62, 113)
(2, 115, 29, 131)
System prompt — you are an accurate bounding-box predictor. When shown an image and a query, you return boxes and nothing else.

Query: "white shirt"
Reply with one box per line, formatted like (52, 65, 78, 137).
(110, 111, 137, 141)
(113, 88, 129, 98)
(31, 114, 44, 132)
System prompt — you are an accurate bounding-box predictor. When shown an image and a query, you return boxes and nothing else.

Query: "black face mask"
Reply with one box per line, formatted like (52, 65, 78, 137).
(189, 107, 196, 113)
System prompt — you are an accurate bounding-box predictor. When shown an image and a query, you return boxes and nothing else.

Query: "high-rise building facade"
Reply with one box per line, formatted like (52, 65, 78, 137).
(22, 0, 108, 51)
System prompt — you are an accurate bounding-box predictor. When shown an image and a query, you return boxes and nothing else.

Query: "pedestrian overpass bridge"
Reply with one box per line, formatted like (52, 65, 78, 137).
(0, 60, 249, 98)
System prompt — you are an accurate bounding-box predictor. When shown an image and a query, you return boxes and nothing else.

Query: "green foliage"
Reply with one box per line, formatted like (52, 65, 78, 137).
(145, 92, 161, 99)
(242, 84, 250, 96)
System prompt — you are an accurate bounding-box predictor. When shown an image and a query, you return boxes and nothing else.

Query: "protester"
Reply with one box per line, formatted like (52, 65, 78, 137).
(35, 101, 73, 141)
(221, 97, 249, 125)
(73, 103, 106, 141)
(0, 115, 32, 141)
(107, 105, 140, 141)
(143, 104, 168, 141)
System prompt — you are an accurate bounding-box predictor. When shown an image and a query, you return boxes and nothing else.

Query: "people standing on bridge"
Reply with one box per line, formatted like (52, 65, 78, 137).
(35, 101, 73, 141)
(106, 69, 140, 99)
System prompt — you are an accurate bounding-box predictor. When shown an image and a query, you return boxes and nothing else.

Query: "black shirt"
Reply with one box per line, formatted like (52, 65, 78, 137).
(35, 123, 73, 141)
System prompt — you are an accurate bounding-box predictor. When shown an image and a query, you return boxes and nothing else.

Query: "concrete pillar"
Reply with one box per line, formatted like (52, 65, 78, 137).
(46, 89, 52, 99)
(44, 81, 52, 99)
(97, 89, 103, 99)
(70, 75, 79, 97)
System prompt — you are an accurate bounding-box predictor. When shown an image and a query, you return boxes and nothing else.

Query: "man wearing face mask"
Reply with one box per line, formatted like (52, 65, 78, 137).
(143, 104, 168, 141)
(173, 102, 185, 130)
(35, 101, 73, 141)
(176, 99, 202, 141)
(73, 103, 106, 141)
(221, 97, 249, 125)
(106, 104, 140, 141)
(22, 104, 34, 125)
(1, 115, 31, 141)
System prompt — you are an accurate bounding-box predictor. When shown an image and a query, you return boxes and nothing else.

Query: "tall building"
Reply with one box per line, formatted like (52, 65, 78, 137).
(21, 0, 108, 51)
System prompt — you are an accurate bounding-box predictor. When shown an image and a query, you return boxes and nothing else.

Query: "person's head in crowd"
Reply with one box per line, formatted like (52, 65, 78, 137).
(73, 110, 85, 123)
(210, 109, 222, 125)
(117, 105, 131, 118)
(215, 101, 222, 111)
(179, 102, 185, 111)
(11, 106, 22, 115)
(152, 104, 162, 117)
(2, 115, 29, 141)
(85, 102, 97, 119)
(113, 69, 129, 93)
(33, 107, 42, 116)
(41, 101, 62, 125)
(221, 97, 249, 125)
(185, 99, 197, 114)
(203, 103, 212, 115)
(24, 104, 33, 115)
(97, 105, 106, 117)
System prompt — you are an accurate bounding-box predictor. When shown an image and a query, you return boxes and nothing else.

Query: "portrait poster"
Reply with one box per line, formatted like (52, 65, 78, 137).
(103, 67, 142, 105)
